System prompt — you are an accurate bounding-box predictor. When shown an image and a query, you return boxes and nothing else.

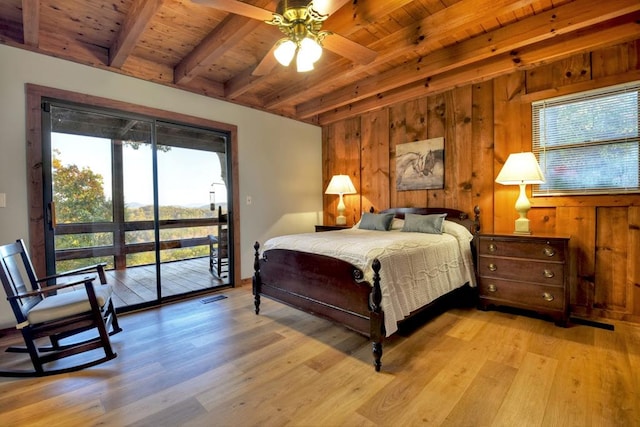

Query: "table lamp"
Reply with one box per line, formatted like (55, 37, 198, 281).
(495, 152, 545, 234)
(325, 175, 357, 225)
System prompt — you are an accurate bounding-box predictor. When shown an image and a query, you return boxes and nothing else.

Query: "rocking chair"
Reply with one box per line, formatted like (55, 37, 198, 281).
(0, 239, 122, 377)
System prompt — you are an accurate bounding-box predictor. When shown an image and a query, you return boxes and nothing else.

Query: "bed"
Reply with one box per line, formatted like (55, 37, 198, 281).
(252, 206, 480, 371)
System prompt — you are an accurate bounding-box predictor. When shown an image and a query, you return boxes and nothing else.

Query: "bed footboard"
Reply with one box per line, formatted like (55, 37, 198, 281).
(252, 242, 385, 371)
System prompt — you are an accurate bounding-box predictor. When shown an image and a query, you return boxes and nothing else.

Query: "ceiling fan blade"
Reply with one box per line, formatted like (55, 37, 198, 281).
(192, 0, 274, 21)
(312, 0, 352, 16)
(323, 33, 377, 65)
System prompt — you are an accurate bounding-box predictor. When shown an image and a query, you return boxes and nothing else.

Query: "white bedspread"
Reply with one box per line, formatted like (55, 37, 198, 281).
(262, 221, 476, 336)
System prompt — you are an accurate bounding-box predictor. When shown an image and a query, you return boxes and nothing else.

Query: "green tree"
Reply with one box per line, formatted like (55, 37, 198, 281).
(52, 154, 112, 223)
(53, 152, 113, 270)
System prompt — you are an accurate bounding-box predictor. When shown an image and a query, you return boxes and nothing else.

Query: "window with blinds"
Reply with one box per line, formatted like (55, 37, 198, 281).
(531, 81, 640, 196)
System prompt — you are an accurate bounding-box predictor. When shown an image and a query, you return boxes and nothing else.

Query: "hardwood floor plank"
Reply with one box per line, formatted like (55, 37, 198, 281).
(393, 339, 489, 425)
(542, 340, 597, 426)
(492, 352, 558, 426)
(441, 359, 518, 427)
(128, 397, 208, 427)
(589, 325, 640, 425)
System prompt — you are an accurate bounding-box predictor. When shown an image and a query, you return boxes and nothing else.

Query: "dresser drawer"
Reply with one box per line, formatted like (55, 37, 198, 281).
(478, 236, 565, 262)
(478, 256, 565, 286)
(478, 278, 565, 311)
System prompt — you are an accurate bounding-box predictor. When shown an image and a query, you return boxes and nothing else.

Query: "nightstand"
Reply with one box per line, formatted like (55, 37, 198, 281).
(315, 225, 350, 232)
(477, 233, 570, 326)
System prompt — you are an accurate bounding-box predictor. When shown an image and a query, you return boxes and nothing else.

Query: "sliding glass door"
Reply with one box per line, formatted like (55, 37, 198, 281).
(42, 102, 232, 310)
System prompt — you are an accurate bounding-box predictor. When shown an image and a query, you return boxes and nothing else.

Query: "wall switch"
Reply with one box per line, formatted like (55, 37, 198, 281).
(246, 196, 252, 205)
(0, 193, 6, 208)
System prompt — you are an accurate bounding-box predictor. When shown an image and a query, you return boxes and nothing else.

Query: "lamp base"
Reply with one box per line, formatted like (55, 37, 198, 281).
(336, 215, 347, 225)
(513, 217, 531, 235)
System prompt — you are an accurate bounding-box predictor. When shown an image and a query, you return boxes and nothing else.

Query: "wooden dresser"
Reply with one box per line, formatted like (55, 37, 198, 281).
(477, 233, 570, 326)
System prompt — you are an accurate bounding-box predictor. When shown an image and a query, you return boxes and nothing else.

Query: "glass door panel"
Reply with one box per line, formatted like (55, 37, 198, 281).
(45, 104, 158, 308)
(155, 122, 231, 296)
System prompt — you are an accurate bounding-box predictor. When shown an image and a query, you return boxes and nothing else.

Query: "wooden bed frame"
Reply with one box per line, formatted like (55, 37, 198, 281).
(252, 206, 480, 371)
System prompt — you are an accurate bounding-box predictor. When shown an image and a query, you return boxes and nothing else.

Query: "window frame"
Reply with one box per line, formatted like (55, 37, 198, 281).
(531, 81, 640, 196)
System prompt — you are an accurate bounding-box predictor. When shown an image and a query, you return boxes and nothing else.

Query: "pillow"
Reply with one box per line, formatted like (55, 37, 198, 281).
(390, 218, 405, 230)
(402, 213, 447, 234)
(358, 212, 395, 231)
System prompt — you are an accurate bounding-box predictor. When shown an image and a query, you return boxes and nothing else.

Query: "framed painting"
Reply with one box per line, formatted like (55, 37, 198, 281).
(395, 137, 445, 191)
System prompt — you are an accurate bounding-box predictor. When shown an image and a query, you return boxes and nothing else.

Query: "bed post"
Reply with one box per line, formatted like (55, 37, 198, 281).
(253, 241, 261, 315)
(369, 258, 384, 372)
(473, 205, 481, 234)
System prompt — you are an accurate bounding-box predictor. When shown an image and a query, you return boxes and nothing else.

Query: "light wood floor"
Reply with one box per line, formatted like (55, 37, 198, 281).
(1, 286, 639, 426)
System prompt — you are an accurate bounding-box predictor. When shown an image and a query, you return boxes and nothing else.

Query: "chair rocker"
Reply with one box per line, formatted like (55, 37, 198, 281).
(0, 239, 122, 377)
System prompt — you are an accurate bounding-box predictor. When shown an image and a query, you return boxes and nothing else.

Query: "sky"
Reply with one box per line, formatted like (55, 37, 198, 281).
(52, 133, 227, 207)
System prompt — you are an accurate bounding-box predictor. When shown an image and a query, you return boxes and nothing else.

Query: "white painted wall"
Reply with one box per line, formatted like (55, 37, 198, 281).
(0, 44, 322, 328)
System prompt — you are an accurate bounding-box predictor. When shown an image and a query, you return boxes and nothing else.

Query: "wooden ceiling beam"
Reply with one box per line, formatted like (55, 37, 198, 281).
(263, 0, 539, 110)
(317, 16, 640, 125)
(174, 14, 263, 85)
(225, 64, 268, 99)
(109, 0, 164, 68)
(297, 0, 640, 118)
(175, 0, 278, 85)
(322, 0, 416, 36)
(21, 0, 39, 47)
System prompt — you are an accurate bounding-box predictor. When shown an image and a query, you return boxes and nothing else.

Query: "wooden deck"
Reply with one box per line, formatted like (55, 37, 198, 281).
(105, 257, 229, 309)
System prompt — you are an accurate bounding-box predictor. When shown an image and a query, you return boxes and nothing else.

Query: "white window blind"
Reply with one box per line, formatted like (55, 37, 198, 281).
(532, 81, 640, 196)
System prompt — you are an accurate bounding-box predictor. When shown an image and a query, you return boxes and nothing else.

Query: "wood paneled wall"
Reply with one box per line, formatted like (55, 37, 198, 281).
(322, 40, 640, 324)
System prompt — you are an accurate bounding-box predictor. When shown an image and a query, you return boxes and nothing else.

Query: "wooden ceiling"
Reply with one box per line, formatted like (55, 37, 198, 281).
(1, 0, 639, 125)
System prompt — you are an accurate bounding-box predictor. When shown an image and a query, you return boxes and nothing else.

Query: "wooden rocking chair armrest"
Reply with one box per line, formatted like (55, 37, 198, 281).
(8, 275, 98, 300)
(36, 263, 107, 284)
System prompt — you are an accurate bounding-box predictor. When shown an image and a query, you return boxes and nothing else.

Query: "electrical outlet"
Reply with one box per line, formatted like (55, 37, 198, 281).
(246, 195, 252, 205)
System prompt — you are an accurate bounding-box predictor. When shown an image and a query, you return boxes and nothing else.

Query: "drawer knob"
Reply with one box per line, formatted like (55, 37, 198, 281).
(488, 263, 497, 272)
(543, 269, 555, 278)
(488, 243, 497, 252)
(543, 246, 556, 257)
(488, 284, 497, 292)
(542, 292, 554, 302)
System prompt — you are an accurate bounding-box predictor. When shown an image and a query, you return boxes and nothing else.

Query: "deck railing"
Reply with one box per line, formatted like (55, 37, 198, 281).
(54, 218, 224, 270)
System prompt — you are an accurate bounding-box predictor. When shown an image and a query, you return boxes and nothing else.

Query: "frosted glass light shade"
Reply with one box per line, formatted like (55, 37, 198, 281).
(274, 39, 296, 66)
(299, 37, 322, 63)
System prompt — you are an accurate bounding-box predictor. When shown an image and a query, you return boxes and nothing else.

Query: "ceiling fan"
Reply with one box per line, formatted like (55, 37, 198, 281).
(193, 0, 377, 74)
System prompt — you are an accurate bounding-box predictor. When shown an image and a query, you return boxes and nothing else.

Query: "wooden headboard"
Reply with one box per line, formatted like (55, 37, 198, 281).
(378, 206, 480, 235)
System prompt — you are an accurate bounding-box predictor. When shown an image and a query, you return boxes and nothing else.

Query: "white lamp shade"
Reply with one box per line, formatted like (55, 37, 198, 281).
(325, 175, 357, 195)
(274, 39, 296, 66)
(495, 152, 545, 185)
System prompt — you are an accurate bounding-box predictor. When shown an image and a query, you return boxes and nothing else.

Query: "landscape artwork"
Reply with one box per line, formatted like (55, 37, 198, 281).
(395, 137, 445, 191)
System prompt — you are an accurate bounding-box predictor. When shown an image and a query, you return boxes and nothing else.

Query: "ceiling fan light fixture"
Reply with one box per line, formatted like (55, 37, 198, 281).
(266, 0, 329, 72)
(299, 36, 322, 63)
(274, 38, 297, 66)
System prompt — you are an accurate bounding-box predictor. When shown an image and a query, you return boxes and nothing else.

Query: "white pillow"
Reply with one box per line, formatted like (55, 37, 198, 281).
(443, 220, 474, 241)
(390, 218, 404, 230)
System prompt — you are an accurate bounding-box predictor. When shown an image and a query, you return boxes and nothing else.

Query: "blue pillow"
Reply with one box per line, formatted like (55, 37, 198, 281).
(402, 213, 447, 234)
(358, 213, 395, 231)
